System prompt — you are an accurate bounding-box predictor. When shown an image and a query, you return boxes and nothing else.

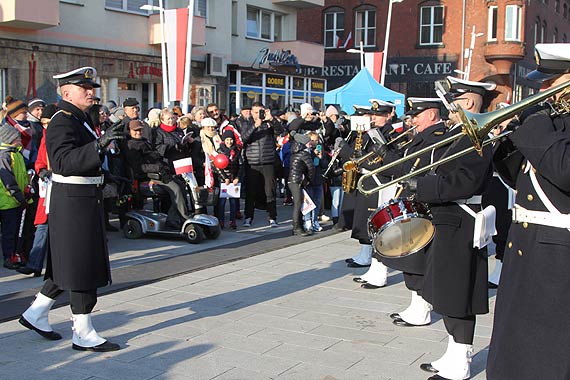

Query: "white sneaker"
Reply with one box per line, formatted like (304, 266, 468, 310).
(319, 215, 331, 222)
(243, 218, 252, 227)
(269, 219, 278, 228)
(312, 221, 323, 232)
(304, 220, 312, 231)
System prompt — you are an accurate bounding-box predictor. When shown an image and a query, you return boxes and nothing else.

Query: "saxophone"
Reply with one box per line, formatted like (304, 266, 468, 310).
(342, 128, 364, 193)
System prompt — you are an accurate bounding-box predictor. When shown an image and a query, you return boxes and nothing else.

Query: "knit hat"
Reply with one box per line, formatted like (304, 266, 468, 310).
(0, 123, 21, 144)
(325, 105, 339, 118)
(221, 130, 234, 141)
(41, 104, 57, 120)
(300, 103, 314, 117)
(27, 98, 46, 111)
(201, 117, 217, 128)
(6, 99, 27, 118)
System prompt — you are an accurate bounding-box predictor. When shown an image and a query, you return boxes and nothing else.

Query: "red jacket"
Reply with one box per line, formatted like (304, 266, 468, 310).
(33, 135, 48, 225)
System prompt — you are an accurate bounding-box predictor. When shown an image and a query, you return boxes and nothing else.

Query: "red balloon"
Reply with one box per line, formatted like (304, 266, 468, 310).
(212, 154, 229, 169)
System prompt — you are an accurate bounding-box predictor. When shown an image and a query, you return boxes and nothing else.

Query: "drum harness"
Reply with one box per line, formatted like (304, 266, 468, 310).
(512, 162, 570, 231)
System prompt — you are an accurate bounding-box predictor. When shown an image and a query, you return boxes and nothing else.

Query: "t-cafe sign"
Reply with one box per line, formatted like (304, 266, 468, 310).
(252, 48, 300, 70)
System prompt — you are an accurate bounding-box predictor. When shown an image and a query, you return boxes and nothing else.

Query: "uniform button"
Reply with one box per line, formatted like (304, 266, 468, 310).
(523, 222, 529, 229)
(508, 242, 513, 248)
(527, 194, 534, 201)
(97, 200, 101, 204)
(517, 249, 523, 256)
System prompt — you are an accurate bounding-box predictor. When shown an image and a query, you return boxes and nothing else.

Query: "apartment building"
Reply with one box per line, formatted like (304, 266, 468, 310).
(0, 0, 326, 113)
(298, 0, 570, 106)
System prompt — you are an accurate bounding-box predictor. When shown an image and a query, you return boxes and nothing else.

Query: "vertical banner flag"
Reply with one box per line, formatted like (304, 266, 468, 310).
(364, 52, 383, 82)
(164, 8, 189, 102)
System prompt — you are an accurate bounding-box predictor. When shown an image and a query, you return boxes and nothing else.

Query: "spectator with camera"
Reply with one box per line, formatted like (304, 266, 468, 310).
(240, 102, 284, 228)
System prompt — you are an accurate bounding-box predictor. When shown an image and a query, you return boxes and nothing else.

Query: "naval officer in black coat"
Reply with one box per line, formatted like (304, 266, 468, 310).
(19, 67, 124, 352)
(487, 43, 570, 380)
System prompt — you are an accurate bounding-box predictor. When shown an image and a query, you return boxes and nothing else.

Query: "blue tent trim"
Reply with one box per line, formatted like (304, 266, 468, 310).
(324, 69, 406, 117)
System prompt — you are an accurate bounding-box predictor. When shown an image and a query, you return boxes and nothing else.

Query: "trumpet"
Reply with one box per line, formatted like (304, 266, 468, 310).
(357, 79, 570, 196)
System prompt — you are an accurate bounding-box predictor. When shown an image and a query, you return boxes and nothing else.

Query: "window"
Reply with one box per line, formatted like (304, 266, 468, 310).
(564, 3, 568, 18)
(504, 5, 521, 41)
(541, 21, 547, 43)
(553, 28, 558, 42)
(105, 0, 159, 14)
(555, 0, 560, 12)
(563, 33, 567, 43)
(231, 1, 237, 35)
(488, 6, 498, 41)
(324, 8, 345, 49)
(355, 8, 376, 47)
(195, 0, 207, 18)
(246, 7, 282, 41)
(534, 17, 540, 46)
(420, 6, 444, 45)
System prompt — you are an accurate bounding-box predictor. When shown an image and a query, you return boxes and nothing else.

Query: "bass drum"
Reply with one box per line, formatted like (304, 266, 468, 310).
(368, 198, 435, 258)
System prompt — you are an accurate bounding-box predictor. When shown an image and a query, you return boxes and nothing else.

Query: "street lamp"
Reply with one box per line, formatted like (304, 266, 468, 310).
(347, 41, 365, 70)
(141, 2, 169, 107)
(380, 0, 404, 86)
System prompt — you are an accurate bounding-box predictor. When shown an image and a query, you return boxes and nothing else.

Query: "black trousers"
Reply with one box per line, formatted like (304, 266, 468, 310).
(245, 164, 277, 220)
(443, 315, 476, 344)
(404, 272, 424, 293)
(156, 178, 190, 223)
(288, 182, 303, 228)
(40, 279, 97, 314)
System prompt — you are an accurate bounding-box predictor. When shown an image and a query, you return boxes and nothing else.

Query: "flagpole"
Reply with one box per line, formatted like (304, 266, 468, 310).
(381, 0, 403, 86)
(158, 0, 169, 107)
(182, 0, 194, 113)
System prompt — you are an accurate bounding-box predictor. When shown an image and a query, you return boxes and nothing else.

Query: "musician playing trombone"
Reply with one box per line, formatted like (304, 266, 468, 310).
(487, 43, 570, 380)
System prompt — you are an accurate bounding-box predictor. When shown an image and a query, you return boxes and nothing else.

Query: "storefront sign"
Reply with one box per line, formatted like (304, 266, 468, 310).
(128, 62, 162, 79)
(252, 48, 300, 70)
(265, 74, 286, 88)
(311, 80, 325, 91)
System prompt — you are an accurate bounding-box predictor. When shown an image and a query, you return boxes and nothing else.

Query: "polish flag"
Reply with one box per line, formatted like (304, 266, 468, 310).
(173, 157, 193, 175)
(341, 31, 352, 49)
(365, 51, 383, 82)
(204, 154, 214, 188)
(164, 8, 190, 102)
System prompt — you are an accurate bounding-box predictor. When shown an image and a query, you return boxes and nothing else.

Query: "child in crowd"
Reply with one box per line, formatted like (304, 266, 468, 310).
(287, 133, 315, 236)
(216, 130, 242, 229)
(303, 132, 328, 232)
(0, 124, 32, 269)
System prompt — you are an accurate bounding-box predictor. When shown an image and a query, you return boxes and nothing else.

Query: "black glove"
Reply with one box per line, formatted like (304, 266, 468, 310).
(399, 177, 418, 192)
(38, 168, 52, 180)
(159, 166, 173, 183)
(334, 137, 346, 151)
(96, 124, 125, 152)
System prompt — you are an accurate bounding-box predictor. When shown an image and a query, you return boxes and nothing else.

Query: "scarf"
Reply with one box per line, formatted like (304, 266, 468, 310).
(159, 122, 177, 133)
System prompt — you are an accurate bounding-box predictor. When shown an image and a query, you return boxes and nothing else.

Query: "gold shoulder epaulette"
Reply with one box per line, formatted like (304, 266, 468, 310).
(60, 110, 72, 116)
(434, 131, 445, 135)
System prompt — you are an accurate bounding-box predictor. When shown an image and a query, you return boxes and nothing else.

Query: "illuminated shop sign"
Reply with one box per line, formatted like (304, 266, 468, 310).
(252, 48, 300, 70)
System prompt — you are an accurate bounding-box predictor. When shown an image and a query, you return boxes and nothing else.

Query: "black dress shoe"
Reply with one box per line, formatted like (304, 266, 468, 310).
(353, 277, 367, 283)
(347, 262, 371, 268)
(488, 281, 498, 289)
(345, 258, 355, 263)
(17, 267, 41, 277)
(389, 313, 401, 320)
(392, 318, 429, 327)
(420, 363, 439, 373)
(72, 340, 121, 352)
(428, 375, 462, 380)
(361, 282, 385, 289)
(19, 316, 62, 340)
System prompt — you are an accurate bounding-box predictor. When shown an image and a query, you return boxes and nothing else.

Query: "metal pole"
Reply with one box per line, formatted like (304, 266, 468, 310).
(182, 0, 194, 113)
(359, 40, 364, 70)
(159, 0, 169, 107)
(380, 0, 395, 85)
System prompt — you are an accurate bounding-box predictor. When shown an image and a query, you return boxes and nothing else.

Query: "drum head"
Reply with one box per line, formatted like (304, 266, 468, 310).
(374, 218, 435, 258)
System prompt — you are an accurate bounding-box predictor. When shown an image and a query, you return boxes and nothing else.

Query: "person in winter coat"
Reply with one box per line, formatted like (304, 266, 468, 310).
(287, 132, 315, 236)
(215, 130, 242, 229)
(303, 132, 329, 232)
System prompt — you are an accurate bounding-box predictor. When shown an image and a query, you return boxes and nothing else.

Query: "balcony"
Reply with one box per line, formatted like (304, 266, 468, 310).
(272, 0, 324, 8)
(148, 13, 206, 46)
(0, 0, 59, 29)
(484, 41, 525, 75)
(270, 40, 324, 68)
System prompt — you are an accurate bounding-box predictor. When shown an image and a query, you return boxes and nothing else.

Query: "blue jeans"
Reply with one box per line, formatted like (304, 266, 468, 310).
(24, 223, 48, 271)
(330, 186, 344, 218)
(218, 197, 239, 224)
(303, 185, 323, 224)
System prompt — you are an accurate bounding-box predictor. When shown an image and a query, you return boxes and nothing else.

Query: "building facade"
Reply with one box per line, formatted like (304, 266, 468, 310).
(297, 0, 570, 108)
(0, 0, 326, 114)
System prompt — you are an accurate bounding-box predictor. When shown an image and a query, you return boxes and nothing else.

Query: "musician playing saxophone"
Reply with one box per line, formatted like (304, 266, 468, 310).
(337, 100, 394, 282)
(487, 43, 570, 380)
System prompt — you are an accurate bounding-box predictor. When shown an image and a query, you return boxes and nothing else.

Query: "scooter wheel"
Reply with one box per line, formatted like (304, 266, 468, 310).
(184, 224, 204, 244)
(204, 225, 221, 239)
(123, 219, 143, 239)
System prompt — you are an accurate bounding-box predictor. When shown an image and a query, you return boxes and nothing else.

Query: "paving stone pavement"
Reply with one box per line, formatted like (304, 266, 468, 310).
(0, 231, 497, 380)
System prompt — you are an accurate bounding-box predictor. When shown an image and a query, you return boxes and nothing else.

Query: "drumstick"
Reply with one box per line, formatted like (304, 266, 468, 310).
(394, 158, 421, 198)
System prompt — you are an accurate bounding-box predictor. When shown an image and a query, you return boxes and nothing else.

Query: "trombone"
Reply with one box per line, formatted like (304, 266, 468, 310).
(357, 79, 570, 196)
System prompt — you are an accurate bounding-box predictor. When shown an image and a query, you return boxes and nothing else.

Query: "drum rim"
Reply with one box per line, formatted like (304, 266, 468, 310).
(372, 223, 436, 259)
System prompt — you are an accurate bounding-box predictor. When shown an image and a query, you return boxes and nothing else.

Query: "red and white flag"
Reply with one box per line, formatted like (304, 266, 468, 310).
(204, 154, 214, 188)
(341, 31, 352, 49)
(364, 52, 383, 82)
(164, 8, 190, 102)
(173, 157, 193, 175)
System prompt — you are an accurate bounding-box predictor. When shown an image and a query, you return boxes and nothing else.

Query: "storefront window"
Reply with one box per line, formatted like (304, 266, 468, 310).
(292, 77, 305, 90)
(265, 93, 286, 111)
(241, 71, 263, 87)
